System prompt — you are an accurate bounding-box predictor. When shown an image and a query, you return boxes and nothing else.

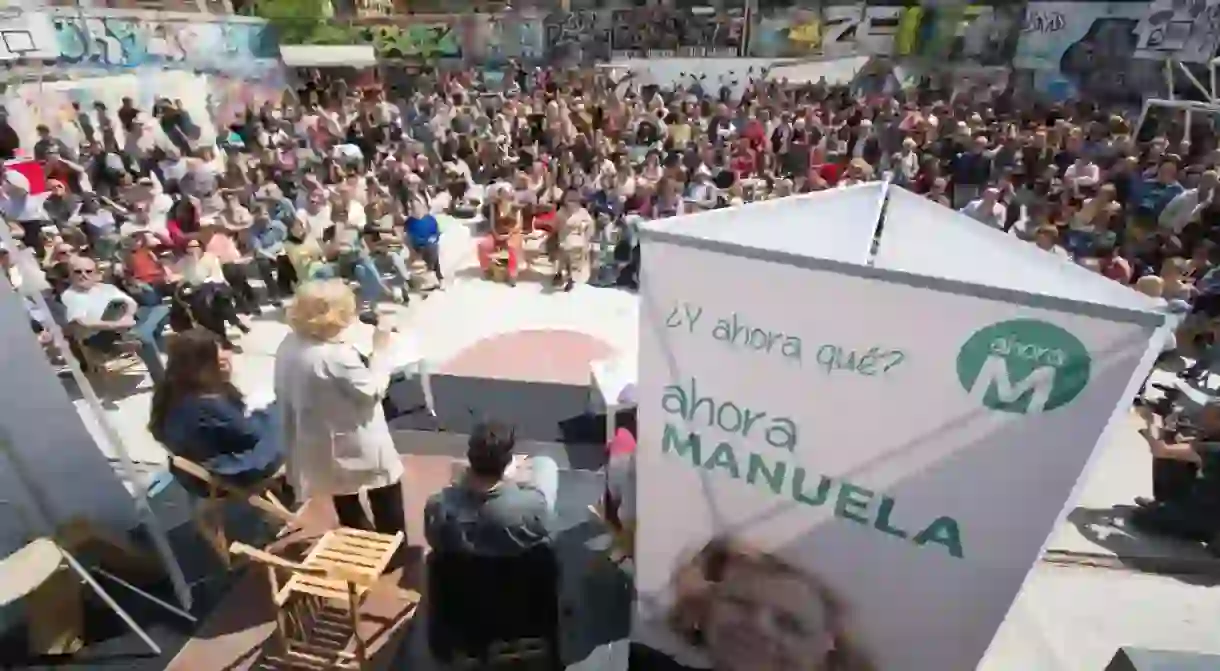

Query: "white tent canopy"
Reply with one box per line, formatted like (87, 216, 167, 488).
(876, 187, 1161, 319)
(645, 182, 1161, 322)
(649, 182, 886, 265)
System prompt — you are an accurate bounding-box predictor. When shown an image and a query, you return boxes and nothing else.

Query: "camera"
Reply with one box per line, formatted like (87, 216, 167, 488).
(1146, 382, 1195, 440)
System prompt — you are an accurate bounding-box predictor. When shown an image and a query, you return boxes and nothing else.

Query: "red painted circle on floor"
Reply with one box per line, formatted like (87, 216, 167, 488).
(438, 329, 617, 385)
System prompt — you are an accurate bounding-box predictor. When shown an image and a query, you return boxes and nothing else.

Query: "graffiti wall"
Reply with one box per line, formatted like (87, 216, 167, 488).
(1133, 0, 1220, 63)
(1014, 2, 1162, 103)
(459, 12, 545, 64)
(749, 2, 1018, 64)
(607, 7, 748, 58)
(11, 2, 1220, 109)
(47, 10, 278, 72)
(542, 10, 612, 65)
(6, 71, 220, 152)
(351, 20, 463, 60)
(336, 8, 748, 65)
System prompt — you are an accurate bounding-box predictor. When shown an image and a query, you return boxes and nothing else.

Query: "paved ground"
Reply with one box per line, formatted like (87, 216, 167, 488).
(979, 371, 1220, 669)
(62, 216, 1220, 669)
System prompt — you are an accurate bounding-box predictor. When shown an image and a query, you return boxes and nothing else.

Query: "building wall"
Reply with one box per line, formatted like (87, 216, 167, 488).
(3, 2, 1218, 106)
(0, 8, 284, 157)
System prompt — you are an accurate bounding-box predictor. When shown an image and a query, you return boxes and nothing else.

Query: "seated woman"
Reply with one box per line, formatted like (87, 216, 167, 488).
(204, 218, 260, 315)
(176, 238, 248, 349)
(148, 328, 284, 498)
(285, 217, 333, 282)
(550, 188, 593, 291)
(477, 185, 523, 286)
(401, 197, 444, 285)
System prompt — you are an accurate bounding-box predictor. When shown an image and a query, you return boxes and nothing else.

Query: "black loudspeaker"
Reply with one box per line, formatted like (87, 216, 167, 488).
(1106, 647, 1220, 671)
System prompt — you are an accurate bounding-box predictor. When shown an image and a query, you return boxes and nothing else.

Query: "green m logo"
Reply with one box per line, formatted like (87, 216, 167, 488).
(956, 319, 1091, 414)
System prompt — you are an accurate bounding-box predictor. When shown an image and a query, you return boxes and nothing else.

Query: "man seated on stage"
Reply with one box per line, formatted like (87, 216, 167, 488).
(60, 254, 171, 382)
(424, 419, 558, 557)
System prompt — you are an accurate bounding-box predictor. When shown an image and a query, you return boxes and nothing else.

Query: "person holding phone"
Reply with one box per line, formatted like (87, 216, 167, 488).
(274, 279, 408, 559)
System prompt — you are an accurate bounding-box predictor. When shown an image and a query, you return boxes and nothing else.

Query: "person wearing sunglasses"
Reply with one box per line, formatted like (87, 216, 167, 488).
(60, 254, 171, 382)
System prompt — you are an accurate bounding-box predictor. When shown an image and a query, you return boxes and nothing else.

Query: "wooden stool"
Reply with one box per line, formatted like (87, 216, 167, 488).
(231, 528, 415, 670)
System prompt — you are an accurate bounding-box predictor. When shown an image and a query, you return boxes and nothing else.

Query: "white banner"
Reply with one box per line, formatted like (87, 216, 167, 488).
(633, 236, 1157, 670)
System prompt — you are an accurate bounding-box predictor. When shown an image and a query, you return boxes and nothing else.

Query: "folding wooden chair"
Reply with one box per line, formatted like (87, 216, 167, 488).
(170, 456, 298, 568)
(230, 528, 415, 670)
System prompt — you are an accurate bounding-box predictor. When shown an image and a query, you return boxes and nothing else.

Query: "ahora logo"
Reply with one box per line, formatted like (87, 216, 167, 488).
(956, 319, 1091, 414)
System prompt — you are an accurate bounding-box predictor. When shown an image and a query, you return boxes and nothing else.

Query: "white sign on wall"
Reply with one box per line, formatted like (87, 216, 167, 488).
(1135, 0, 1220, 63)
(0, 9, 59, 62)
(632, 187, 1163, 671)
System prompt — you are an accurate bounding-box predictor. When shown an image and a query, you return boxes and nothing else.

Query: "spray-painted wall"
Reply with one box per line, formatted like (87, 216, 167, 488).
(0, 8, 284, 146)
(6, 3, 1220, 106)
(0, 7, 277, 73)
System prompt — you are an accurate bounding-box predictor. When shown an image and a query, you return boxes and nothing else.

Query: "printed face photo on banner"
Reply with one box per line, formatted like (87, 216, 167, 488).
(634, 228, 1159, 671)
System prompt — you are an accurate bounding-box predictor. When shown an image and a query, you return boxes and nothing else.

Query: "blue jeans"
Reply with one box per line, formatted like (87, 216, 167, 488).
(89, 304, 170, 381)
(341, 255, 389, 306)
(376, 249, 415, 288)
(132, 304, 171, 381)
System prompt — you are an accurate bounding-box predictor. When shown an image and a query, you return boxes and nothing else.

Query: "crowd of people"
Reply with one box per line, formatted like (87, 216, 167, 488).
(4, 60, 1220, 649)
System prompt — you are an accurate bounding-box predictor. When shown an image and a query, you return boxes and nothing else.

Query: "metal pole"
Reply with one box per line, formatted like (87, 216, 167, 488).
(0, 223, 194, 613)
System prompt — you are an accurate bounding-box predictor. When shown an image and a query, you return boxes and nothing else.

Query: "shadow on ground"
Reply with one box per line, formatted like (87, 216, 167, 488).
(1059, 505, 1220, 586)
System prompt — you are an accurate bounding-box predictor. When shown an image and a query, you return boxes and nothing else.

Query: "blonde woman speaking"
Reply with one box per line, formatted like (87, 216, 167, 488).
(274, 279, 407, 553)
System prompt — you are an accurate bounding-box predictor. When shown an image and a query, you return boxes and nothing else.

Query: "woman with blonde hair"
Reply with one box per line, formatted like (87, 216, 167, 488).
(663, 537, 874, 671)
(274, 279, 407, 558)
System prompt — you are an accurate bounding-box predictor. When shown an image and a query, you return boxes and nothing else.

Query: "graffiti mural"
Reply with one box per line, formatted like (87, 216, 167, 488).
(7, 70, 220, 151)
(905, 4, 1022, 65)
(609, 7, 747, 58)
(1062, 17, 1165, 104)
(750, 3, 1018, 63)
(750, 7, 826, 58)
(49, 13, 277, 71)
(542, 10, 611, 64)
(1014, 2, 1161, 103)
(1134, 0, 1220, 63)
(208, 68, 288, 127)
(354, 20, 462, 60)
(457, 13, 545, 64)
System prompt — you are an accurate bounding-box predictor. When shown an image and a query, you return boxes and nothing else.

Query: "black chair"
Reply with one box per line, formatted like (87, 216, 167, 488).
(427, 544, 562, 669)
